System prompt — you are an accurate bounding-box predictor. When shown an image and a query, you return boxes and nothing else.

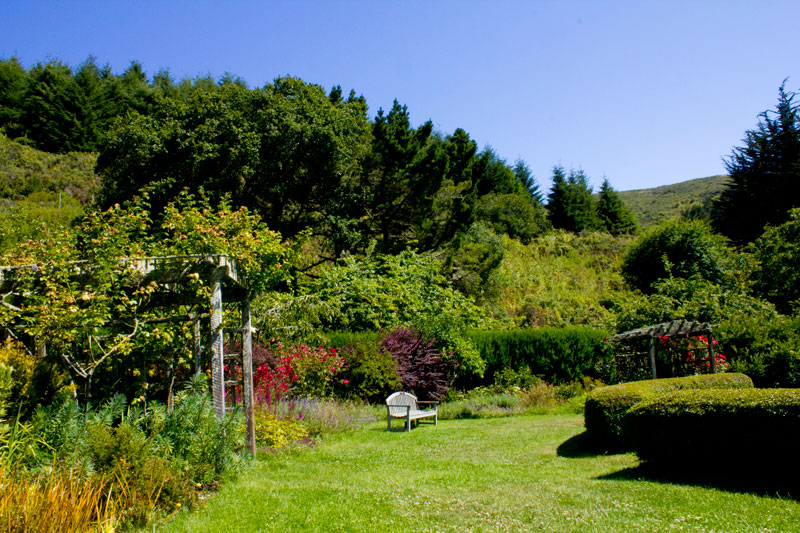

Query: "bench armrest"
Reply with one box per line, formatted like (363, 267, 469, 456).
(416, 401, 439, 406)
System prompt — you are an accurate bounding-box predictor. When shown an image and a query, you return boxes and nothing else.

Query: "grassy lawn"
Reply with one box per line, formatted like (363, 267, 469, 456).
(162, 414, 799, 532)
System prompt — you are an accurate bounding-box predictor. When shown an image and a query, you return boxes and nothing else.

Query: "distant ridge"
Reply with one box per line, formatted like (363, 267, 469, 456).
(617, 175, 728, 228)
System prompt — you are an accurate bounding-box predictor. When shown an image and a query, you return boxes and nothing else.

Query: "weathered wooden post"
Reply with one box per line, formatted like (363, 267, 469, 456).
(192, 314, 202, 376)
(241, 298, 256, 456)
(648, 336, 657, 379)
(210, 273, 226, 420)
(707, 333, 717, 374)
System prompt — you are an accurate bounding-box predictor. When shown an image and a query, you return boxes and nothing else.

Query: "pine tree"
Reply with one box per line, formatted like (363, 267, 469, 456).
(714, 83, 800, 242)
(547, 166, 600, 232)
(513, 159, 543, 205)
(597, 178, 637, 234)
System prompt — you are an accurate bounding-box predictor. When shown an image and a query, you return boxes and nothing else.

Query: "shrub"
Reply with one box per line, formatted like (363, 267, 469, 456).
(583, 373, 753, 449)
(252, 409, 309, 449)
(466, 327, 610, 388)
(621, 219, 734, 293)
(380, 328, 451, 401)
(336, 335, 401, 402)
(625, 388, 800, 477)
(439, 393, 523, 420)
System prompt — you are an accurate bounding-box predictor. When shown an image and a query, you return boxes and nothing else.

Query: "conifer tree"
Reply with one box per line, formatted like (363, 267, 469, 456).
(547, 166, 600, 232)
(597, 178, 637, 234)
(714, 83, 800, 242)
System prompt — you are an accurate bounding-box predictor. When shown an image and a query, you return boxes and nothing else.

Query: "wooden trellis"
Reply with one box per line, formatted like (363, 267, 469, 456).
(1, 254, 257, 456)
(609, 319, 718, 379)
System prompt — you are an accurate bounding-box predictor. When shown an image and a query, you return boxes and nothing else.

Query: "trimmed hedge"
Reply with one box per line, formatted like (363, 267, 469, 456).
(583, 373, 753, 449)
(625, 388, 800, 476)
(466, 327, 610, 387)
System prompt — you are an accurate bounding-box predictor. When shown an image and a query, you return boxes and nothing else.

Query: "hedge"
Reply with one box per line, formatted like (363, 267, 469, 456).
(625, 388, 800, 476)
(583, 373, 754, 449)
(466, 327, 610, 387)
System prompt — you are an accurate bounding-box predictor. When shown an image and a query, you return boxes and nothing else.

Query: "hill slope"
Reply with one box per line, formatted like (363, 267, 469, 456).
(618, 175, 728, 227)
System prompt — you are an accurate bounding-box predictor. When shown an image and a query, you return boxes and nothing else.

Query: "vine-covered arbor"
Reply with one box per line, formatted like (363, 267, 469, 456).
(1, 253, 257, 455)
(609, 320, 718, 380)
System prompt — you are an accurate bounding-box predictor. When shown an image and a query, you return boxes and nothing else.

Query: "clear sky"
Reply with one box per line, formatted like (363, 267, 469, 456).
(3, 1, 800, 192)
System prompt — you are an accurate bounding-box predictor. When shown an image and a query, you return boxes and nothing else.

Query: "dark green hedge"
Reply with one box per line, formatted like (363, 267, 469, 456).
(584, 373, 754, 449)
(466, 327, 610, 386)
(625, 388, 800, 476)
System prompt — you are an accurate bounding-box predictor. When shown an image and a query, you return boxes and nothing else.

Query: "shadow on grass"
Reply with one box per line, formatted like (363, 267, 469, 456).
(557, 431, 628, 458)
(597, 462, 799, 501)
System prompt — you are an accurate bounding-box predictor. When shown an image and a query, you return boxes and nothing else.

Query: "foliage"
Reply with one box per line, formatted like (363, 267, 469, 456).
(96, 77, 372, 244)
(0, 340, 72, 420)
(0, 462, 118, 533)
(625, 388, 800, 478)
(466, 326, 611, 388)
(307, 249, 491, 377)
(583, 373, 754, 450)
(617, 174, 727, 228)
(252, 409, 309, 449)
(596, 178, 637, 235)
(380, 328, 450, 401)
(474, 192, 550, 244)
(546, 166, 600, 232)
(750, 208, 800, 314)
(621, 218, 735, 293)
(335, 335, 401, 402)
(497, 232, 632, 329)
(0, 133, 99, 202)
(715, 83, 800, 243)
(0, 194, 291, 406)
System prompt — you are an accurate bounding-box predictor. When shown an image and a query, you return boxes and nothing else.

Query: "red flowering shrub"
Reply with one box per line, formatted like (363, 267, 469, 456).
(657, 334, 729, 375)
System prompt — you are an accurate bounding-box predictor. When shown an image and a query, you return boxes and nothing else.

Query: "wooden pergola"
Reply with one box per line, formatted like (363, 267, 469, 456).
(609, 319, 718, 379)
(1, 254, 257, 455)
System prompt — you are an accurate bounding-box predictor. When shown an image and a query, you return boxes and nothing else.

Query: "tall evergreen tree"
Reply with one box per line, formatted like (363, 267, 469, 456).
(546, 166, 599, 232)
(714, 83, 800, 242)
(512, 159, 543, 204)
(596, 178, 637, 234)
(0, 57, 28, 140)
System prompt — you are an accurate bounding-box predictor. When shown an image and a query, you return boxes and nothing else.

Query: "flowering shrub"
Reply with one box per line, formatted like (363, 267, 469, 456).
(657, 334, 729, 375)
(250, 339, 346, 403)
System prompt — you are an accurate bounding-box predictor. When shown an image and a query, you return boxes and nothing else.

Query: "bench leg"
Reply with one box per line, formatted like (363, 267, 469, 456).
(407, 414, 411, 432)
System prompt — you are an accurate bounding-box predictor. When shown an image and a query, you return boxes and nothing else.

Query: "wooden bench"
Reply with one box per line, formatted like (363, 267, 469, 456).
(386, 391, 438, 431)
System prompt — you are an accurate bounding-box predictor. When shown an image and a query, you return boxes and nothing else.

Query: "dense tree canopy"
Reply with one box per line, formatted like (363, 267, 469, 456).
(714, 84, 800, 243)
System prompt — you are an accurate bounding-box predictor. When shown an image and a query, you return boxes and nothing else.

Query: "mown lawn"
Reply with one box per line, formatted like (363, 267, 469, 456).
(162, 415, 799, 532)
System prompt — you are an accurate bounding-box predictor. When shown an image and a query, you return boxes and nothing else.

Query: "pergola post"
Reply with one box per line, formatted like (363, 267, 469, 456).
(708, 334, 717, 374)
(241, 298, 256, 456)
(648, 337, 657, 379)
(192, 314, 202, 376)
(210, 274, 226, 420)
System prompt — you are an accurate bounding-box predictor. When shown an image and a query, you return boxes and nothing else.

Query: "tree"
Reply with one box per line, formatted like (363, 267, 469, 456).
(750, 208, 800, 314)
(546, 166, 600, 232)
(621, 219, 734, 293)
(0, 57, 28, 140)
(513, 159, 544, 205)
(714, 83, 800, 242)
(96, 77, 372, 248)
(596, 178, 637, 235)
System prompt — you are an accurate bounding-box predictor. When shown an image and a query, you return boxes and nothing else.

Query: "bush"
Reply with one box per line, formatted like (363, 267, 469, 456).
(466, 327, 610, 388)
(583, 373, 753, 449)
(625, 388, 800, 477)
(380, 328, 451, 401)
(336, 335, 401, 402)
(621, 219, 734, 293)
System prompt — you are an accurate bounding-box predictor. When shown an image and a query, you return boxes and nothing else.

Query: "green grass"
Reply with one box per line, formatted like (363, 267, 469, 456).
(161, 415, 799, 532)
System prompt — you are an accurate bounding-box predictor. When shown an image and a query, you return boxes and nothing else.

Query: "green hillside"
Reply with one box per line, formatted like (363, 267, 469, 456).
(0, 134, 99, 251)
(618, 175, 728, 227)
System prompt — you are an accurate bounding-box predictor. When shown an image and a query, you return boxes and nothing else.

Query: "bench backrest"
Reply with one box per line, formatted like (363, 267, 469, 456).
(386, 391, 418, 416)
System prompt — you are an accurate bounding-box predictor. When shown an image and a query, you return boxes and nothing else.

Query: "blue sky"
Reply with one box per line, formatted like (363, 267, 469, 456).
(3, 1, 800, 192)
